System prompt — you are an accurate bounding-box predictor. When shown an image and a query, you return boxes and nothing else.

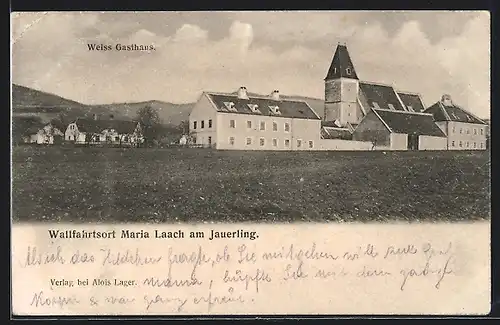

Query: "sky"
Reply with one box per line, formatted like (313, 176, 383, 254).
(11, 11, 491, 118)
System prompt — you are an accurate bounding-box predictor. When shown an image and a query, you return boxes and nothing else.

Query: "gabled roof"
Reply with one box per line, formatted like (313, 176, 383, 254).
(321, 126, 352, 140)
(325, 44, 359, 80)
(372, 109, 446, 137)
(72, 119, 140, 134)
(397, 91, 426, 113)
(359, 82, 406, 111)
(205, 93, 321, 120)
(424, 101, 487, 125)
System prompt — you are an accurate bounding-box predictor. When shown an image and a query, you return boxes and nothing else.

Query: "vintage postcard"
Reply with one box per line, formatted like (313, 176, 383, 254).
(10, 11, 491, 316)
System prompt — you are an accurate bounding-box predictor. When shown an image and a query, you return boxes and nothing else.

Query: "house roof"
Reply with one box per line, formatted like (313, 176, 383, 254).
(321, 126, 353, 140)
(424, 101, 487, 125)
(73, 119, 139, 134)
(359, 82, 406, 111)
(372, 109, 446, 137)
(325, 44, 359, 80)
(397, 92, 426, 113)
(205, 93, 321, 120)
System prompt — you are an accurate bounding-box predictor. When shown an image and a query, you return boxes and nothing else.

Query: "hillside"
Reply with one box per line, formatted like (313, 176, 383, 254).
(90, 100, 193, 126)
(11, 84, 194, 125)
(11, 84, 325, 126)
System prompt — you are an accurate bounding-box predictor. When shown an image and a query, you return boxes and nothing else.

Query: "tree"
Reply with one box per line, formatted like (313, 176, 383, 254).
(136, 105, 162, 147)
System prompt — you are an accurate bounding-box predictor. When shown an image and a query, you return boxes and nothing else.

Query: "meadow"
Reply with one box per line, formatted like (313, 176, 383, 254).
(11, 146, 490, 223)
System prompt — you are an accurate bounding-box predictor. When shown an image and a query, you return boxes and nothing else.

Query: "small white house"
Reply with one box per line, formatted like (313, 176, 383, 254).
(64, 118, 144, 145)
(179, 135, 188, 145)
(23, 122, 64, 145)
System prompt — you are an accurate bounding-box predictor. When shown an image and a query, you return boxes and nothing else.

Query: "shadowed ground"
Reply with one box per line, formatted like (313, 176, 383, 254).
(11, 146, 490, 223)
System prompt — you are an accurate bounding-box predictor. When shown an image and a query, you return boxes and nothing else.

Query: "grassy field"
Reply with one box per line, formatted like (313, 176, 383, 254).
(11, 146, 490, 223)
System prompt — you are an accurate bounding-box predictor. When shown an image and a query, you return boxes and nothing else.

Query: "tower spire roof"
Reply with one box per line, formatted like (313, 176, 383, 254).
(324, 43, 358, 80)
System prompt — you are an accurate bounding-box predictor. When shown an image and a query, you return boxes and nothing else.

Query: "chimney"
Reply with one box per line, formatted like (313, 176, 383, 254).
(441, 94, 453, 107)
(271, 90, 280, 101)
(237, 86, 249, 100)
(93, 113, 98, 120)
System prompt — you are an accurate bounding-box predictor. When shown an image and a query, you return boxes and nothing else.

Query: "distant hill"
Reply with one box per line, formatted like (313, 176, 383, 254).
(11, 84, 325, 126)
(90, 100, 194, 126)
(11, 84, 194, 125)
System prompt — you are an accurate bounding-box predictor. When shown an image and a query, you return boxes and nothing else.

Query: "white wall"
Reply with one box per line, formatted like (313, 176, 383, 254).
(189, 93, 217, 147)
(318, 139, 373, 151)
(216, 112, 321, 151)
(390, 133, 408, 150)
(446, 121, 487, 150)
(419, 135, 447, 150)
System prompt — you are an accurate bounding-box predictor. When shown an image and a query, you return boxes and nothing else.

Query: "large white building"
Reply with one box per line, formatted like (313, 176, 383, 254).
(189, 88, 322, 150)
(188, 43, 488, 151)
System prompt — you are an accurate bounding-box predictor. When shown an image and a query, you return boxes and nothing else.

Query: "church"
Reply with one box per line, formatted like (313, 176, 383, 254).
(188, 43, 487, 151)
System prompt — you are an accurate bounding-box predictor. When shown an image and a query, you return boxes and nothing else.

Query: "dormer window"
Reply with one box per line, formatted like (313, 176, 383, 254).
(334, 67, 337, 74)
(269, 105, 281, 115)
(388, 104, 395, 110)
(247, 104, 261, 114)
(372, 102, 380, 109)
(223, 101, 238, 112)
(407, 105, 414, 112)
(346, 68, 351, 75)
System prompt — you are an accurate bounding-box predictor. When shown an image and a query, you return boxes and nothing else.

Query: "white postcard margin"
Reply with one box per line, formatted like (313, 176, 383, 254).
(12, 221, 491, 316)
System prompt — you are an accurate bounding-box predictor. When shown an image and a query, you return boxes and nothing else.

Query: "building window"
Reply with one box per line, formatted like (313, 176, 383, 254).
(260, 138, 265, 146)
(466, 128, 470, 134)
(451, 141, 455, 147)
(481, 129, 484, 135)
(260, 121, 266, 131)
(284, 139, 290, 147)
(284, 123, 290, 132)
(480, 142, 484, 148)
(208, 136, 212, 145)
(474, 142, 477, 148)
(247, 121, 252, 129)
(201, 120, 205, 129)
(297, 139, 302, 148)
(346, 68, 351, 75)
(193, 137, 197, 144)
(308, 140, 314, 148)
(230, 120, 235, 128)
(114, 136, 119, 142)
(229, 137, 235, 145)
(246, 137, 252, 145)
(124, 136, 129, 142)
(208, 119, 212, 128)
(459, 141, 463, 147)
(460, 128, 463, 134)
(272, 138, 278, 147)
(193, 121, 197, 129)
(466, 141, 469, 147)
(273, 122, 278, 131)
(388, 104, 395, 110)
(452, 127, 455, 133)
(473, 128, 477, 135)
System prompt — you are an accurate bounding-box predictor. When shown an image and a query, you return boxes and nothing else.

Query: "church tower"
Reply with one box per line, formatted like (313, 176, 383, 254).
(324, 43, 360, 126)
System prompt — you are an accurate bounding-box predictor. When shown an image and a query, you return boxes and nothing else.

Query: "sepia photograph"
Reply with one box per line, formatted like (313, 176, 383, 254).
(10, 11, 492, 317)
(11, 11, 490, 224)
